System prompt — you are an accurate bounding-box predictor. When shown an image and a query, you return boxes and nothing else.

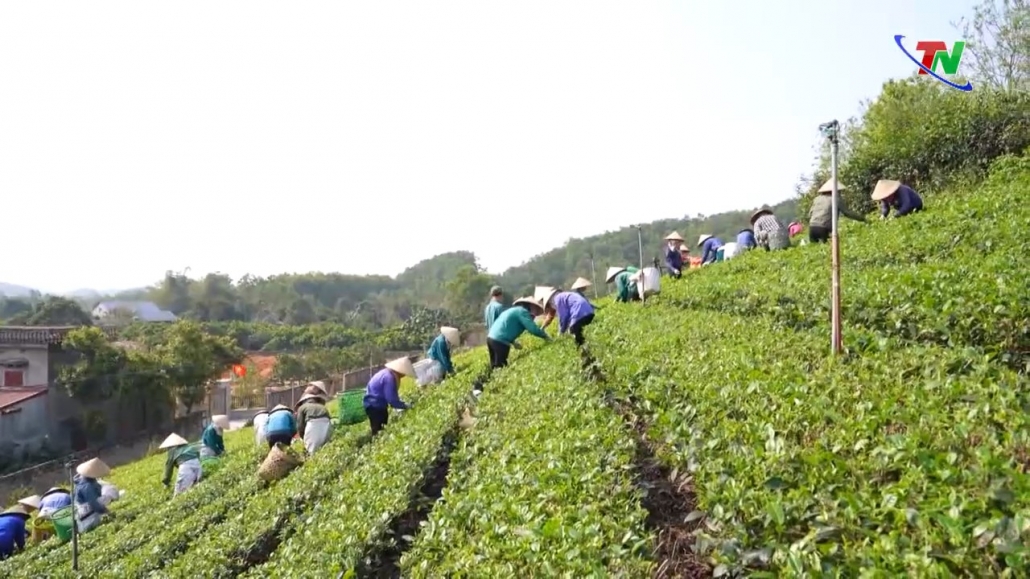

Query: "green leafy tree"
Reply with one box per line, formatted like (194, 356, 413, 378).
(58, 327, 129, 402)
(157, 321, 242, 415)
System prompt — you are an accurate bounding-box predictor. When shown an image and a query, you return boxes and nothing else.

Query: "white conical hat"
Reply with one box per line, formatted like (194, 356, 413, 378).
(697, 234, 712, 246)
(386, 356, 416, 378)
(211, 415, 230, 430)
(271, 404, 290, 413)
(441, 326, 460, 346)
(542, 287, 560, 307)
(570, 277, 592, 290)
(533, 286, 556, 304)
(871, 179, 902, 201)
(749, 207, 774, 224)
(512, 296, 544, 315)
(605, 267, 626, 283)
(296, 393, 322, 407)
(2, 505, 30, 518)
(76, 458, 111, 479)
(18, 495, 41, 510)
(159, 433, 189, 449)
(306, 381, 328, 395)
(664, 231, 684, 242)
(817, 178, 845, 194)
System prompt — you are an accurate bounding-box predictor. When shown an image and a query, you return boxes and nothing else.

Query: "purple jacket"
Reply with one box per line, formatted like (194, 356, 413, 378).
(551, 291, 595, 334)
(363, 367, 407, 410)
(664, 245, 684, 275)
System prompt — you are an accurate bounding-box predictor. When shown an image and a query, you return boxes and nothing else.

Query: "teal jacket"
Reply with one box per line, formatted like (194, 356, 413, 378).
(487, 306, 550, 345)
(427, 334, 454, 375)
(201, 424, 224, 455)
(484, 300, 505, 329)
(615, 267, 640, 303)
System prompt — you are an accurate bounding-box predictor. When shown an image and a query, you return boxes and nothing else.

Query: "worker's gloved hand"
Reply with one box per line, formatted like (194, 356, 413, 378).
(511, 342, 522, 350)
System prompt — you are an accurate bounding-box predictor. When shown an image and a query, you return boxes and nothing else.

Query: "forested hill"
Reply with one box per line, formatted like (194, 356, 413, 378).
(0, 197, 794, 328)
(498, 197, 798, 295)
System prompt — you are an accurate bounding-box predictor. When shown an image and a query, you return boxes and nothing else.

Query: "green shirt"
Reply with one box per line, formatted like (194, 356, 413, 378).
(614, 267, 640, 302)
(163, 443, 200, 485)
(296, 400, 330, 435)
(487, 306, 550, 345)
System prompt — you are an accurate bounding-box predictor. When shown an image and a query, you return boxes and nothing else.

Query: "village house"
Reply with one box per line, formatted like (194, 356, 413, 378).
(0, 326, 85, 458)
(92, 300, 177, 323)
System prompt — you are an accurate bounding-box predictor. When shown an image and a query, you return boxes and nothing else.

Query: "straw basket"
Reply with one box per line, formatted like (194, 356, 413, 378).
(257, 443, 302, 482)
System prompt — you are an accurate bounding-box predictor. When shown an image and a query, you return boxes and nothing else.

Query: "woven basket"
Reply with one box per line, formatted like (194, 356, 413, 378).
(337, 389, 367, 426)
(257, 443, 302, 482)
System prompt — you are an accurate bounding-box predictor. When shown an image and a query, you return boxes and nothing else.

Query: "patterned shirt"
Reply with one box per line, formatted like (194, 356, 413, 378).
(753, 214, 790, 250)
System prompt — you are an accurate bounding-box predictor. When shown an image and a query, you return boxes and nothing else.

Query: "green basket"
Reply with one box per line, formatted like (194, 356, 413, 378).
(337, 389, 367, 426)
(51, 506, 74, 542)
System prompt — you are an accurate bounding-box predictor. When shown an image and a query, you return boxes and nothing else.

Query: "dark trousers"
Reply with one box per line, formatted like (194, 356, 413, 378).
(569, 313, 595, 346)
(809, 225, 830, 243)
(487, 338, 511, 371)
(267, 432, 292, 448)
(365, 406, 389, 436)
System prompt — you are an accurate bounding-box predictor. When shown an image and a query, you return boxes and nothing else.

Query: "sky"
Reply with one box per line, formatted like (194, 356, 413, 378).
(0, 0, 978, 293)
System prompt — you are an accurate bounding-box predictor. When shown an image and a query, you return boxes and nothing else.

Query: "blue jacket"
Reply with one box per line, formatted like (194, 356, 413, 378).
(74, 475, 107, 516)
(880, 184, 923, 218)
(427, 334, 454, 375)
(664, 246, 683, 275)
(202, 424, 225, 455)
(364, 367, 407, 410)
(39, 489, 72, 512)
(487, 306, 550, 345)
(736, 230, 756, 249)
(700, 237, 724, 264)
(484, 300, 505, 329)
(0, 513, 27, 557)
(265, 408, 297, 437)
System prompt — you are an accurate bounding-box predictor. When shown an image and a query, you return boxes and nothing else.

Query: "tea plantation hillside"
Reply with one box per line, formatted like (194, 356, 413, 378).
(0, 154, 1027, 577)
(587, 152, 1030, 575)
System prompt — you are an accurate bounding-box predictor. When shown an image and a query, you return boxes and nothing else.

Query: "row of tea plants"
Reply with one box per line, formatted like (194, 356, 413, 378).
(590, 298, 1030, 574)
(402, 339, 654, 577)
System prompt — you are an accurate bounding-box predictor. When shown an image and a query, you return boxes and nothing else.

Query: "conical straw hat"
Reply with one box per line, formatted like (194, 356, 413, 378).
(749, 207, 773, 224)
(817, 178, 845, 194)
(158, 433, 189, 450)
(441, 326, 460, 346)
(541, 287, 560, 307)
(533, 286, 554, 303)
(42, 487, 66, 498)
(211, 415, 230, 430)
(305, 381, 327, 396)
(271, 404, 290, 413)
(76, 458, 111, 479)
(570, 277, 592, 290)
(664, 231, 684, 242)
(513, 297, 544, 315)
(871, 179, 902, 201)
(1, 505, 30, 518)
(295, 393, 323, 407)
(386, 356, 416, 378)
(18, 495, 41, 510)
(697, 234, 712, 246)
(605, 267, 626, 283)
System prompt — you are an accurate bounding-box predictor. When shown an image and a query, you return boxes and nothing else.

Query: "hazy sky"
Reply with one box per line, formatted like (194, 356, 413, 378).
(1, 1, 976, 293)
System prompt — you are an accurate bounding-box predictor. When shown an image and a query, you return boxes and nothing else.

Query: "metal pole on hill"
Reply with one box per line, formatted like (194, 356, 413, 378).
(67, 461, 78, 571)
(820, 119, 843, 356)
(636, 226, 644, 272)
(588, 252, 599, 299)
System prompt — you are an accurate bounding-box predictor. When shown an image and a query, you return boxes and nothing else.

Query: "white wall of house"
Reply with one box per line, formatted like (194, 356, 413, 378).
(0, 345, 49, 387)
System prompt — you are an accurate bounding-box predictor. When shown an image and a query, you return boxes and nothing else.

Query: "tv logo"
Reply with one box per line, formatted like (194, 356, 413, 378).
(894, 35, 973, 92)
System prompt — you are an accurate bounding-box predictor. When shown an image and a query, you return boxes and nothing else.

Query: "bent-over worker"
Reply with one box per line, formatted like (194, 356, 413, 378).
(750, 207, 790, 251)
(486, 297, 550, 370)
(295, 393, 332, 454)
(37, 487, 72, 519)
(571, 277, 593, 296)
(697, 235, 724, 265)
(427, 326, 460, 378)
(484, 285, 506, 329)
(872, 179, 923, 219)
(809, 179, 866, 242)
(253, 410, 270, 447)
(363, 356, 416, 436)
(200, 414, 229, 458)
(736, 229, 757, 251)
(265, 405, 297, 448)
(159, 434, 202, 496)
(663, 231, 685, 278)
(605, 266, 641, 302)
(74, 458, 113, 533)
(0, 506, 30, 560)
(542, 288, 595, 347)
